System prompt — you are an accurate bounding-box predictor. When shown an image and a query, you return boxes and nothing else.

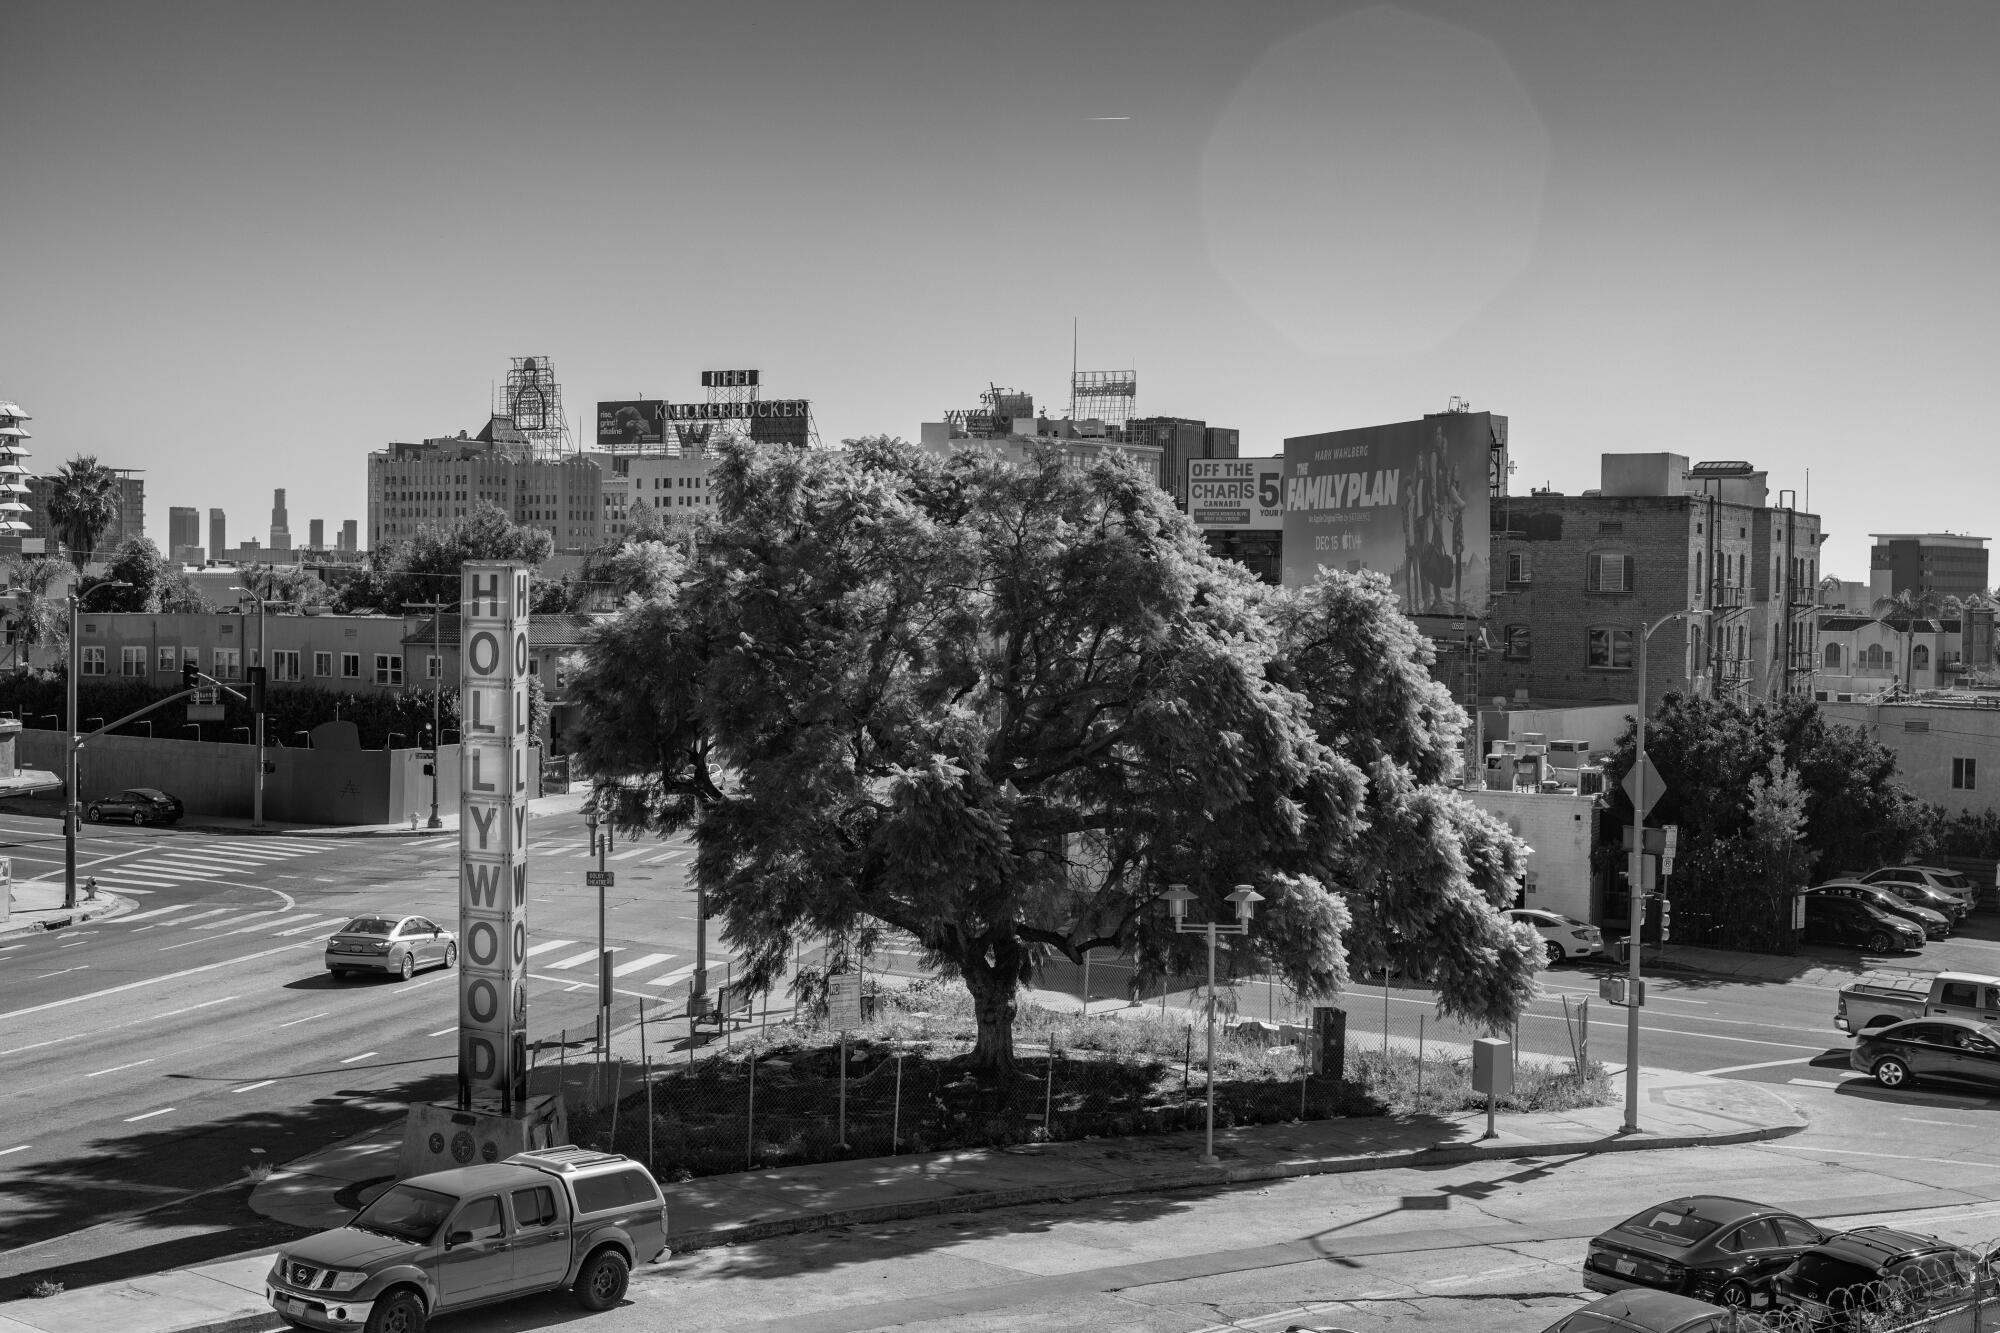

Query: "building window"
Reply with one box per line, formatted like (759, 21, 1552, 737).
(183, 646, 199, 674)
(213, 648, 240, 679)
(1954, 758, 1978, 790)
(315, 651, 333, 677)
(1693, 551, 1703, 601)
(1502, 625, 1531, 660)
(82, 646, 106, 676)
(341, 652, 361, 678)
(121, 646, 147, 677)
(271, 650, 301, 682)
(157, 645, 177, 672)
(1586, 626, 1634, 670)
(1913, 644, 1931, 670)
(374, 654, 403, 686)
(1824, 643, 1842, 669)
(1586, 552, 1635, 592)
(427, 654, 442, 680)
(1864, 644, 1885, 670)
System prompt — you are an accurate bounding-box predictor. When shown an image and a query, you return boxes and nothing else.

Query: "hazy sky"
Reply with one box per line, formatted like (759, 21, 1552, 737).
(4, 1, 1995, 580)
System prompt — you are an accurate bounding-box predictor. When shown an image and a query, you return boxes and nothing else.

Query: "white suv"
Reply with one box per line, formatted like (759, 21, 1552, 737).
(1861, 865, 1983, 912)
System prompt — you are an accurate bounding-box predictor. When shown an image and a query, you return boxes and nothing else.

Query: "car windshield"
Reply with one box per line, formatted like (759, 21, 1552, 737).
(1615, 1205, 1721, 1246)
(351, 1184, 454, 1242)
(342, 919, 397, 936)
(1942, 873, 1973, 888)
(1793, 1252, 1872, 1291)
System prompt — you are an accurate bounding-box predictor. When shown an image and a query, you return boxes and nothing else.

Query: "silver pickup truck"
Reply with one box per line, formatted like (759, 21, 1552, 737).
(1835, 969, 2000, 1034)
(265, 1145, 668, 1333)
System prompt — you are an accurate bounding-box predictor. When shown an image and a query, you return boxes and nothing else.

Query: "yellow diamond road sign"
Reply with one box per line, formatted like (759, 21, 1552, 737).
(1621, 753, 1668, 819)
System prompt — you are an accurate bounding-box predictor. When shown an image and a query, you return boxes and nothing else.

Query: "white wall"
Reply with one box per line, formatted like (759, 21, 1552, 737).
(1467, 788, 1599, 924)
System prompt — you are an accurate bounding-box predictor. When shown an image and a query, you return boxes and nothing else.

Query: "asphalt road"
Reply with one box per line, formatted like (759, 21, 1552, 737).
(457, 1093, 2000, 1333)
(0, 806, 712, 1281)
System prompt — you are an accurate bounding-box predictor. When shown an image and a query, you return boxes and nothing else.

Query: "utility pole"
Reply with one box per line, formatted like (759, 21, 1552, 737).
(404, 598, 449, 829)
(64, 580, 132, 909)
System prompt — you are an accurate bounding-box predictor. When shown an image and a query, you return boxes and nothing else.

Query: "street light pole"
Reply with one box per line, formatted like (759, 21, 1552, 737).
(254, 579, 266, 828)
(403, 599, 449, 830)
(1163, 882, 1263, 1165)
(1624, 609, 1706, 1133)
(64, 580, 132, 910)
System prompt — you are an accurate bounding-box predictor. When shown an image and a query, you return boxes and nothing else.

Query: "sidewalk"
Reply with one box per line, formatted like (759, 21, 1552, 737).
(177, 787, 590, 840)
(0, 878, 131, 940)
(0, 1063, 1807, 1333)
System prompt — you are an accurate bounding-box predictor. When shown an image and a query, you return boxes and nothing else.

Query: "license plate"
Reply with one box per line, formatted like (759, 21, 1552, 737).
(1615, 1259, 1635, 1275)
(281, 1297, 307, 1314)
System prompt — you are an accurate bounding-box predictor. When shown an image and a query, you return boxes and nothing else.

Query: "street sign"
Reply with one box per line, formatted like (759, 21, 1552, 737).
(1620, 753, 1668, 819)
(187, 704, 225, 722)
(826, 970, 863, 1029)
(585, 870, 614, 887)
(1620, 827, 1667, 853)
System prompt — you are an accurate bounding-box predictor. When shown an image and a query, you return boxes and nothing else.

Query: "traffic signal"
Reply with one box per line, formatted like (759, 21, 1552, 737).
(422, 761, 434, 776)
(1659, 895, 1673, 942)
(262, 759, 276, 774)
(247, 665, 267, 713)
(182, 661, 200, 690)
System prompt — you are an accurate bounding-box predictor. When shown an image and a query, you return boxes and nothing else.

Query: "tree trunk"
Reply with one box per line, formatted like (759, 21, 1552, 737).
(960, 939, 1022, 1081)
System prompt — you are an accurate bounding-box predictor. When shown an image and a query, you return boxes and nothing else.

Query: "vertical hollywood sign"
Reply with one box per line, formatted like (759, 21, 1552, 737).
(459, 561, 531, 1112)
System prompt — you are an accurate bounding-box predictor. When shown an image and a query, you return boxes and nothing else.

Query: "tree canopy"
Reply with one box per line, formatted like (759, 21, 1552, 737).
(567, 438, 1538, 1073)
(44, 455, 122, 571)
(334, 501, 554, 614)
(80, 538, 212, 613)
(240, 562, 333, 612)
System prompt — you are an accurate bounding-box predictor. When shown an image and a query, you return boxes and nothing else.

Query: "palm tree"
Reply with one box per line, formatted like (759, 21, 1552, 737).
(0, 555, 65, 670)
(43, 455, 121, 572)
(1871, 586, 1944, 620)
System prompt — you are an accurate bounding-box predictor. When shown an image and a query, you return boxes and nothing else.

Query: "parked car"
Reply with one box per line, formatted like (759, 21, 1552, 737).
(1540, 1289, 1777, 1332)
(265, 1146, 668, 1332)
(85, 787, 184, 826)
(1773, 1226, 1982, 1329)
(1834, 969, 2000, 1034)
(1508, 908, 1605, 966)
(1807, 883, 1950, 939)
(325, 915, 457, 982)
(1850, 1016, 2000, 1090)
(1800, 895, 1925, 953)
(1584, 1196, 1828, 1309)
(1861, 877, 1969, 924)
(1860, 865, 1982, 912)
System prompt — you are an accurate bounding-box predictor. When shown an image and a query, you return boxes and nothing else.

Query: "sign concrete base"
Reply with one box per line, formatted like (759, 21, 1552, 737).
(396, 1093, 567, 1181)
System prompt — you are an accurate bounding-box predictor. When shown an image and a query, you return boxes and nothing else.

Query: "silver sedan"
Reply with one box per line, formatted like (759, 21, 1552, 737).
(325, 914, 458, 981)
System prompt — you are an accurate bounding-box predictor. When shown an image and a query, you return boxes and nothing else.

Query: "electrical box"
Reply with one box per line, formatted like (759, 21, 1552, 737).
(1312, 1006, 1346, 1081)
(1600, 975, 1646, 1007)
(1472, 1037, 1513, 1096)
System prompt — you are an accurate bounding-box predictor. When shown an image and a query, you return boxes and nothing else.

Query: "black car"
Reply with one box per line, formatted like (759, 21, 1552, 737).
(1584, 1196, 1829, 1309)
(1861, 877, 1968, 924)
(1807, 882, 1950, 939)
(1774, 1226, 1981, 1329)
(1850, 1016, 2000, 1091)
(1800, 895, 1925, 953)
(85, 787, 184, 826)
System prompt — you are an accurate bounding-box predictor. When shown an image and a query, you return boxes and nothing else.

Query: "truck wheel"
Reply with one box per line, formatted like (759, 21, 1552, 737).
(365, 1288, 426, 1333)
(1873, 1055, 1914, 1088)
(574, 1248, 630, 1311)
(1868, 931, 1894, 953)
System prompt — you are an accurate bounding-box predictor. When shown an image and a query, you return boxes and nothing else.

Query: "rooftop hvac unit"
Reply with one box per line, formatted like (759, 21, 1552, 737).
(1576, 766, 1607, 796)
(1518, 732, 1546, 746)
(1492, 741, 1518, 756)
(1550, 739, 1591, 754)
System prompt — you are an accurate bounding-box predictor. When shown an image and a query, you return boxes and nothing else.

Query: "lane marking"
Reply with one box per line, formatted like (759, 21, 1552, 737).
(233, 1080, 275, 1093)
(1904, 1117, 1964, 1126)
(611, 952, 674, 977)
(1768, 1142, 1990, 1166)
(278, 1011, 329, 1028)
(221, 913, 319, 936)
(0, 940, 329, 1024)
(340, 1051, 379, 1064)
(1699, 1056, 1817, 1076)
(87, 1059, 154, 1078)
(0, 1145, 27, 1157)
(545, 948, 602, 970)
(172, 908, 235, 925)
(34, 967, 88, 980)
(273, 918, 336, 936)
(102, 886, 153, 894)
(523, 940, 577, 958)
(0, 1035, 79, 1057)
(123, 1108, 174, 1122)
(117, 904, 195, 923)
(430, 1027, 456, 1037)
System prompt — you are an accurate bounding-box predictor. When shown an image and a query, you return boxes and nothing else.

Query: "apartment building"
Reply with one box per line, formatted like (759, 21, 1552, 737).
(1486, 455, 1823, 713)
(59, 611, 426, 695)
(368, 416, 603, 553)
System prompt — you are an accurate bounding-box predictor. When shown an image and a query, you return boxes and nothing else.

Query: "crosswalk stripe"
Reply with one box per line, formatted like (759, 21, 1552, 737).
(215, 912, 295, 935)
(641, 851, 681, 865)
(105, 886, 154, 894)
(522, 940, 577, 958)
(647, 964, 697, 987)
(126, 862, 230, 879)
(93, 874, 182, 888)
(545, 948, 602, 970)
(245, 839, 329, 851)
(178, 847, 300, 863)
(174, 908, 235, 926)
(118, 904, 195, 923)
(609, 848, 649, 862)
(273, 917, 336, 937)
(143, 855, 266, 871)
(611, 952, 673, 977)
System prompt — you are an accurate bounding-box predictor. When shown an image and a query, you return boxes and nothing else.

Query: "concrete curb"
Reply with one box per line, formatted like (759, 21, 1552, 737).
(661, 1116, 1809, 1253)
(0, 893, 132, 941)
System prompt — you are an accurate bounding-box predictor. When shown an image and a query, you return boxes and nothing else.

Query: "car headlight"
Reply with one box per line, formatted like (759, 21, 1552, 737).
(325, 1269, 368, 1293)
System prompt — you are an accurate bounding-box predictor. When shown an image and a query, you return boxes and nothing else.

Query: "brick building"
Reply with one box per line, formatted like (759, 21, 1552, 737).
(1485, 455, 1823, 713)
(368, 416, 603, 553)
